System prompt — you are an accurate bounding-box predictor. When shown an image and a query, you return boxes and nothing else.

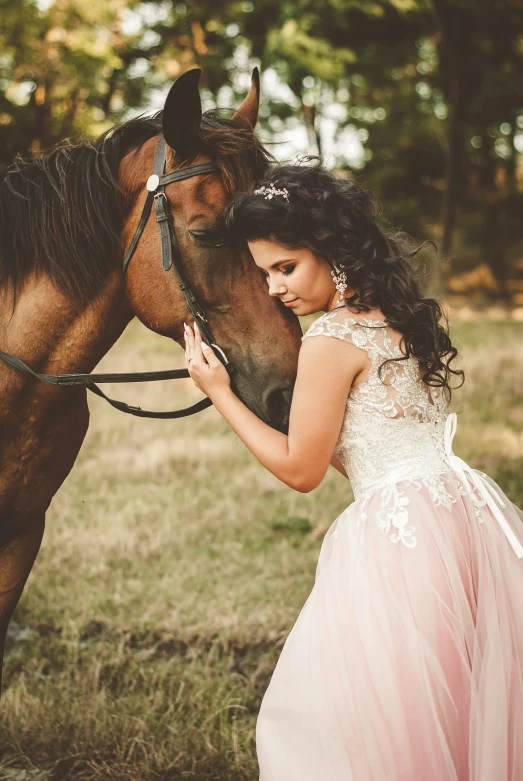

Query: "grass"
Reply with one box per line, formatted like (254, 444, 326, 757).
(1, 312, 523, 780)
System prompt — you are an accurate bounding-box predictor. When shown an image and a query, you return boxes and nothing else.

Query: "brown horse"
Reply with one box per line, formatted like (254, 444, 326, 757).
(0, 68, 302, 691)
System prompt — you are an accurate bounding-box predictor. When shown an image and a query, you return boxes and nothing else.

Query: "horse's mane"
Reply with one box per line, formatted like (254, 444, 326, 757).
(0, 111, 274, 305)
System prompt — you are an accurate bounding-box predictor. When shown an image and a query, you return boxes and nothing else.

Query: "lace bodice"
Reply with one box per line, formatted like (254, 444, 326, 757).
(300, 306, 522, 558)
(301, 307, 455, 546)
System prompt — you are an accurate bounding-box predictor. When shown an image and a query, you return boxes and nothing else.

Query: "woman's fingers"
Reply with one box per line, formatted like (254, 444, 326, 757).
(201, 342, 219, 364)
(183, 320, 231, 397)
(184, 322, 193, 350)
(193, 320, 201, 345)
(184, 321, 207, 367)
(193, 321, 209, 364)
(187, 321, 220, 366)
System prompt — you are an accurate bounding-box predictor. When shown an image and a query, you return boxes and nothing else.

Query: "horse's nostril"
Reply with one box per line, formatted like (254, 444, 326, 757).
(264, 385, 293, 432)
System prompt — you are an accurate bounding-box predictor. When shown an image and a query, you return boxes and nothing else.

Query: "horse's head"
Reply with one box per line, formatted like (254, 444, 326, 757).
(119, 69, 302, 431)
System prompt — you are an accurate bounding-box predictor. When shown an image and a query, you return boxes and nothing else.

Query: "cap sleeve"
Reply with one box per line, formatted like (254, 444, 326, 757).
(301, 309, 389, 360)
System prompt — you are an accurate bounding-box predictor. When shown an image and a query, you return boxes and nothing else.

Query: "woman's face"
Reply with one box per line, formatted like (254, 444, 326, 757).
(247, 239, 346, 315)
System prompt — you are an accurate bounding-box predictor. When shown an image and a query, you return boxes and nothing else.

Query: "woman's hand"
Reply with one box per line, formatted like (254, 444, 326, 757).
(183, 320, 231, 400)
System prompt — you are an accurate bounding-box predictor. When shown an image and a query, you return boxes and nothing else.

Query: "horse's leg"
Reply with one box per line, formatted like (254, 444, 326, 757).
(0, 513, 45, 694)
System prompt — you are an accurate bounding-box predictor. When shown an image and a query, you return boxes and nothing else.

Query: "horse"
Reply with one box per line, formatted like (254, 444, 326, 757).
(0, 67, 303, 691)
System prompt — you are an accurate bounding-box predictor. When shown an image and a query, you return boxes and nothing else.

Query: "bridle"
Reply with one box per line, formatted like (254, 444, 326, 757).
(0, 135, 234, 419)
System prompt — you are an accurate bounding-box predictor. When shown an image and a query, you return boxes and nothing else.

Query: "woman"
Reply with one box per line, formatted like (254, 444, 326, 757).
(183, 160, 523, 780)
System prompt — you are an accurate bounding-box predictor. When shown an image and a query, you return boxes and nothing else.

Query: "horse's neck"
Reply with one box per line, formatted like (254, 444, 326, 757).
(0, 269, 133, 378)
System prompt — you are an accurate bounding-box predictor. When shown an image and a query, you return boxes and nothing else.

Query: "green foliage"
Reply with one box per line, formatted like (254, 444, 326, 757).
(1, 0, 523, 286)
(267, 19, 356, 83)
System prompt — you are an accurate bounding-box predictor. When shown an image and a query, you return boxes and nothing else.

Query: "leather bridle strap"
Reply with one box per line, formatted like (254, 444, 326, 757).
(0, 136, 232, 419)
(0, 348, 211, 418)
(122, 137, 218, 275)
(123, 136, 226, 362)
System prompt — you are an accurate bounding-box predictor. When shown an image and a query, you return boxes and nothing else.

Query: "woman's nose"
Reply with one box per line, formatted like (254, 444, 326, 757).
(268, 279, 286, 296)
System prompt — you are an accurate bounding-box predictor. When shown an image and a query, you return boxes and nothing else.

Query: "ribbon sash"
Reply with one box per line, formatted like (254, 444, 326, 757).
(443, 413, 523, 559)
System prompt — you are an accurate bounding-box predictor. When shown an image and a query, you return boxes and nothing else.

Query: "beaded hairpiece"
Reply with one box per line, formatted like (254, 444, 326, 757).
(253, 184, 289, 202)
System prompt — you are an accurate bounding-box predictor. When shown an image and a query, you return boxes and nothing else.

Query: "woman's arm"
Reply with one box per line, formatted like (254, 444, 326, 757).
(330, 453, 348, 478)
(184, 321, 365, 492)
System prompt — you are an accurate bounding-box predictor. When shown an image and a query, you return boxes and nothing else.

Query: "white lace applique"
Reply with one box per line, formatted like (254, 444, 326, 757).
(376, 483, 416, 548)
(411, 472, 456, 511)
(302, 308, 455, 549)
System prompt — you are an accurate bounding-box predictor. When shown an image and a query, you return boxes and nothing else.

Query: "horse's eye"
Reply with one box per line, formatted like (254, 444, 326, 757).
(189, 229, 225, 248)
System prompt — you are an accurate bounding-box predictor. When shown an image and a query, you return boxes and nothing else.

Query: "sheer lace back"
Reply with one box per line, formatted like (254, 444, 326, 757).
(302, 307, 445, 423)
(301, 307, 451, 513)
(300, 307, 518, 557)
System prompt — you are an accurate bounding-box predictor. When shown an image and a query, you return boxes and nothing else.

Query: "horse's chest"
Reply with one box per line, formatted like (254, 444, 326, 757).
(0, 386, 89, 519)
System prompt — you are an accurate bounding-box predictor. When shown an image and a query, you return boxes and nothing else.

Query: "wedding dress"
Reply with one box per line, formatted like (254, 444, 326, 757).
(256, 305, 523, 781)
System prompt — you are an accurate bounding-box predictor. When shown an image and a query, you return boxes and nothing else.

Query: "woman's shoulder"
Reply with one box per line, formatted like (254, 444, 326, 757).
(301, 305, 388, 341)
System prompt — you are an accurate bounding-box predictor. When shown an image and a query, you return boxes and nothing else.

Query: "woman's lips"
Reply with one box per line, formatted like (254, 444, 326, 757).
(283, 298, 298, 307)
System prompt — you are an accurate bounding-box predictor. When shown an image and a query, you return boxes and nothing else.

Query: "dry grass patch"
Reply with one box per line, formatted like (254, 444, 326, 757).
(1, 315, 522, 779)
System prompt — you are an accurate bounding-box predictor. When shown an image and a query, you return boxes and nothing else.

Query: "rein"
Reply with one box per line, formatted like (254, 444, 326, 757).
(0, 135, 234, 419)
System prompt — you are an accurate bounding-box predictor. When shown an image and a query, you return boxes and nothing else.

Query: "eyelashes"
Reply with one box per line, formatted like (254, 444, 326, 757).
(261, 265, 295, 279)
(189, 230, 225, 247)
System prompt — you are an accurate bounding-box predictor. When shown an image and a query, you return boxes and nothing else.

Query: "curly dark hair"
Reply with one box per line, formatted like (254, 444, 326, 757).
(223, 156, 464, 403)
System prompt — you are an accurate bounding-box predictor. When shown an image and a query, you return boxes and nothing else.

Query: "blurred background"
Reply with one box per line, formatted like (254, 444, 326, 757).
(1, 3, 523, 780)
(2, 0, 523, 306)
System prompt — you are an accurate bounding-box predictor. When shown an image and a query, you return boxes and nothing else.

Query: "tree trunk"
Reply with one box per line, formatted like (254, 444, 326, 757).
(440, 70, 465, 283)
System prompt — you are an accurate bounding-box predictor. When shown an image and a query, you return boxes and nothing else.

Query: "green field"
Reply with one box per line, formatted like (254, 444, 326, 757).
(1, 314, 523, 780)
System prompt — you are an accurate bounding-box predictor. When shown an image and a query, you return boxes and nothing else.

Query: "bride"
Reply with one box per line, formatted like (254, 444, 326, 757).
(183, 159, 523, 781)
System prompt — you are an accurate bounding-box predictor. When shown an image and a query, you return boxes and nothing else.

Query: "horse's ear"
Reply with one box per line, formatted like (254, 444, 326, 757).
(162, 68, 202, 158)
(231, 67, 260, 131)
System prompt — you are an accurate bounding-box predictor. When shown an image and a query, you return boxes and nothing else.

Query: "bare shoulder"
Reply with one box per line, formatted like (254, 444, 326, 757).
(299, 311, 369, 380)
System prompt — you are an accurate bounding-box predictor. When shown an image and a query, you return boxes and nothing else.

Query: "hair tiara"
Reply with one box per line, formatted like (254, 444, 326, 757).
(253, 184, 289, 202)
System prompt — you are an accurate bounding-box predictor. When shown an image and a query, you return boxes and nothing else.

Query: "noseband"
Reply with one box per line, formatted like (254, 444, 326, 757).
(0, 135, 235, 419)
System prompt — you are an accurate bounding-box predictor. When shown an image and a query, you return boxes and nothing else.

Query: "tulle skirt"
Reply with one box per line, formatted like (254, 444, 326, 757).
(256, 467, 523, 781)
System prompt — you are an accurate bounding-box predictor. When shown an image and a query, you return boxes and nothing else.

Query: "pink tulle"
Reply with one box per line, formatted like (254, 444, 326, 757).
(256, 468, 523, 780)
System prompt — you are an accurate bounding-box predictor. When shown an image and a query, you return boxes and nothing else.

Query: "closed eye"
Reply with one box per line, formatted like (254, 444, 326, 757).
(189, 228, 226, 248)
(189, 218, 226, 247)
(259, 266, 296, 278)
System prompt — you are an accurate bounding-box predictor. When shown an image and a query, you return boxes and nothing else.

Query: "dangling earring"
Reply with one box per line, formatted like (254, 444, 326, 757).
(331, 265, 347, 298)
